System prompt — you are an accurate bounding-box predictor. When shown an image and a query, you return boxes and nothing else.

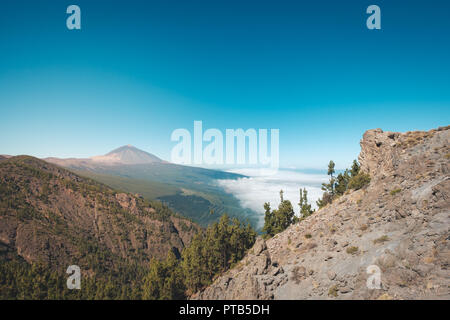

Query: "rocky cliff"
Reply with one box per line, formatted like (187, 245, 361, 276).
(0, 156, 200, 274)
(194, 126, 450, 300)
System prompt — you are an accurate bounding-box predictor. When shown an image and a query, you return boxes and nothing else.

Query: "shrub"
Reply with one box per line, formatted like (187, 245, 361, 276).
(316, 192, 333, 209)
(328, 285, 338, 297)
(346, 246, 359, 255)
(373, 235, 389, 244)
(390, 188, 401, 196)
(348, 172, 371, 190)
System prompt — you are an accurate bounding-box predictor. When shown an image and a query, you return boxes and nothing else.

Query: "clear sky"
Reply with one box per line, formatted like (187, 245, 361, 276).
(1, 0, 449, 169)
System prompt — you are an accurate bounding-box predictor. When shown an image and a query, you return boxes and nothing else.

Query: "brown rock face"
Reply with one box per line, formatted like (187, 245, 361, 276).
(0, 156, 200, 274)
(194, 126, 450, 300)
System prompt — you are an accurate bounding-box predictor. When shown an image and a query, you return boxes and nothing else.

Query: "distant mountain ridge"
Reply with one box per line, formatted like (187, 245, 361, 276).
(91, 145, 163, 165)
(0, 155, 12, 160)
(43, 146, 259, 227)
(45, 145, 163, 168)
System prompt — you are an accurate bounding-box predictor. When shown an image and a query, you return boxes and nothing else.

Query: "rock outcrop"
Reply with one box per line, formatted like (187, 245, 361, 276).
(0, 156, 200, 274)
(193, 126, 450, 300)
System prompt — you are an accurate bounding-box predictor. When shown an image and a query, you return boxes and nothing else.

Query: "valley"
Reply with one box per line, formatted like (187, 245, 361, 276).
(45, 145, 261, 228)
(0, 155, 201, 298)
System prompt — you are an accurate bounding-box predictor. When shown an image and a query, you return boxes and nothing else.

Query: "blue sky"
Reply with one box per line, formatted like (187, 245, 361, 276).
(1, 0, 449, 169)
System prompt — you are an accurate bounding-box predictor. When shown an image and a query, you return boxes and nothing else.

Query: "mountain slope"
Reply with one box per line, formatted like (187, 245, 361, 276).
(194, 126, 450, 300)
(45, 146, 259, 227)
(91, 145, 163, 164)
(0, 156, 200, 276)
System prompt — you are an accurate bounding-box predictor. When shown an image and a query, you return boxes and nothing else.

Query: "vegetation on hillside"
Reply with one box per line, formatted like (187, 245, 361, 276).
(0, 214, 255, 300)
(70, 162, 260, 228)
(317, 160, 370, 209)
(0, 156, 257, 300)
(0, 242, 148, 300)
(298, 188, 315, 219)
(262, 190, 296, 238)
(0, 156, 371, 300)
(143, 214, 256, 299)
(261, 160, 370, 239)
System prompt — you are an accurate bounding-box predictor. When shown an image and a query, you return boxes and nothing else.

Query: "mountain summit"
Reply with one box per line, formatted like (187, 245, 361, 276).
(90, 145, 163, 165)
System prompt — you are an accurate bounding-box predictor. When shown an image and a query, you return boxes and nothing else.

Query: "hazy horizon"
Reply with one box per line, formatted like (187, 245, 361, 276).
(1, 0, 449, 169)
(1, 143, 361, 171)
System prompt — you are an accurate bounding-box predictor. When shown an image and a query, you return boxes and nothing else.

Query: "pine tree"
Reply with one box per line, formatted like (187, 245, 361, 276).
(263, 191, 296, 238)
(327, 160, 336, 196)
(335, 169, 350, 196)
(328, 160, 335, 176)
(350, 159, 360, 177)
(317, 160, 337, 208)
(299, 188, 314, 218)
(262, 202, 275, 238)
(348, 159, 370, 190)
(317, 159, 370, 209)
(181, 214, 256, 295)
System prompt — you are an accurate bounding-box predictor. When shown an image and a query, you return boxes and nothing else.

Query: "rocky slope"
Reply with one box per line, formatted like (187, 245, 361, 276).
(194, 126, 450, 300)
(0, 156, 200, 275)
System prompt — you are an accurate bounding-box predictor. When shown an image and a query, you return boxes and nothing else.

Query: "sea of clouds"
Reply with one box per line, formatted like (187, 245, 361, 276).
(216, 168, 328, 227)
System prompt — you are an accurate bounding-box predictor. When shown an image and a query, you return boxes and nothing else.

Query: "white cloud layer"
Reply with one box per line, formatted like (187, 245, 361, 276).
(216, 168, 327, 227)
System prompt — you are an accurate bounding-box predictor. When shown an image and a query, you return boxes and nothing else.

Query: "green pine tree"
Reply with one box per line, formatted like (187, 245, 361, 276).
(299, 188, 314, 218)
